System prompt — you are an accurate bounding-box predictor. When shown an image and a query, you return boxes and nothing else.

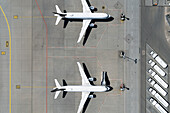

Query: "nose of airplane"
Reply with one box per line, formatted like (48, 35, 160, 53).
(107, 15, 114, 20)
(107, 86, 113, 91)
(107, 14, 112, 18)
(110, 87, 113, 91)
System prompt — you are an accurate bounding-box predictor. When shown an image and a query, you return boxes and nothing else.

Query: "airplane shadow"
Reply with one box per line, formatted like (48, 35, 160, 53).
(82, 63, 95, 85)
(62, 17, 114, 45)
(83, 25, 93, 46)
(82, 92, 93, 113)
(86, 0, 91, 8)
(62, 17, 114, 23)
(104, 72, 110, 86)
(63, 20, 69, 28)
(81, 64, 112, 113)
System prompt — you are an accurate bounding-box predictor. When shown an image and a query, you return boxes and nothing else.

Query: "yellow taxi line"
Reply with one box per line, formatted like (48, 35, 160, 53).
(19, 16, 56, 18)
(21, 86, 54, 88)
(0, 5, 12, 113)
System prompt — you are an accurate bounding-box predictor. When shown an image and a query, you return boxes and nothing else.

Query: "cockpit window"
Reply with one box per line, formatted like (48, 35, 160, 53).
(107, 87, 110, 90)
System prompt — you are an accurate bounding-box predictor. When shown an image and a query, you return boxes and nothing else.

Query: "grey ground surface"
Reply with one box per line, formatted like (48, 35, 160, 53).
(0, 0, 141, 113)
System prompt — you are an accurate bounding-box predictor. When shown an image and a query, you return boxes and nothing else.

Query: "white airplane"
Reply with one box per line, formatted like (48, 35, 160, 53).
(51, 62, 113, 113)
(53, 0, 113, 43)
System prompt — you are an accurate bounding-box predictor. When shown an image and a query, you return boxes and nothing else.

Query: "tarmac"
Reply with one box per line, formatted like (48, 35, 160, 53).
(0, 0, 141, 113)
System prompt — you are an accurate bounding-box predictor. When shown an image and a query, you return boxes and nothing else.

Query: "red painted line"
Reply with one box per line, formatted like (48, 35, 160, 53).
(96, 26, 107, 47)
(47, 46, 96, 49)
(108, 23, 122, 26)
(35, 0, 48, 113)
(108, 93, 122, 96)
(96, 57, 103, 71)
(48, 56, 97, 59)
(98, 94, 108, 113)
(108, 9, 122, 11)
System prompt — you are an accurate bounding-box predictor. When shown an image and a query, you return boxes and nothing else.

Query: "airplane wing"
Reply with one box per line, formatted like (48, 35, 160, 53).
(77, 62, 91, 86)
(77, 92, 90, 113)
(77, 19, 91, 43)
(81, 0, 91, 13)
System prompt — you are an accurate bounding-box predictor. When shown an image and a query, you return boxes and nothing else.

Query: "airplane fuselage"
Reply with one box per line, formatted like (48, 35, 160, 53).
(63, 13, 110, 20)
(58, 86, 109, 92)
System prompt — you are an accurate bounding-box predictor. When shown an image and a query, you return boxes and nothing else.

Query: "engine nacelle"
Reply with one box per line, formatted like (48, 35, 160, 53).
(88, 77, 97, 81)
(88, 94, 96, 98)
(90, 6, 95, 10)
(90, 6, 97, 11)
(89, 23, 97, 28)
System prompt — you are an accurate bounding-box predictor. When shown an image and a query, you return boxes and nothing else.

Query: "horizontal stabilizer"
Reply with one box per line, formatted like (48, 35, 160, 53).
(55, 5, 62, 14)
(55, 79, 61, 88)
(54, 91, 61, 99)
(55, 16, 62, 25)
(54, 5, 64, 25)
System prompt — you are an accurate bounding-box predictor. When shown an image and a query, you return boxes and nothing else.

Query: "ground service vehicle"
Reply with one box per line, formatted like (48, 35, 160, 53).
(149, 98, 167, 113)
(155, 56, 168, 69)
(150, 51, 168, 69)
(149, 88, 169, 107)
(153, 65, 166, 77)
(148, 78, 167, 96)
(154, 75, 168, 89)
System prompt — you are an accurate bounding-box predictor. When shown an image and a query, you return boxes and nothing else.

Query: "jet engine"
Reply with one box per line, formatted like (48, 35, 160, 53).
(90, 6, 97, 11)
(88, 77, 97, 81)
(88, 94, 96, 98)
(89, 23, 97, 28)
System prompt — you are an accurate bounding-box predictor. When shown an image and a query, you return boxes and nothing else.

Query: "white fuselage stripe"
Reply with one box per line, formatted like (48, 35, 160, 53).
(62, 13, 109, 19)
(59, 86, 107, 92)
